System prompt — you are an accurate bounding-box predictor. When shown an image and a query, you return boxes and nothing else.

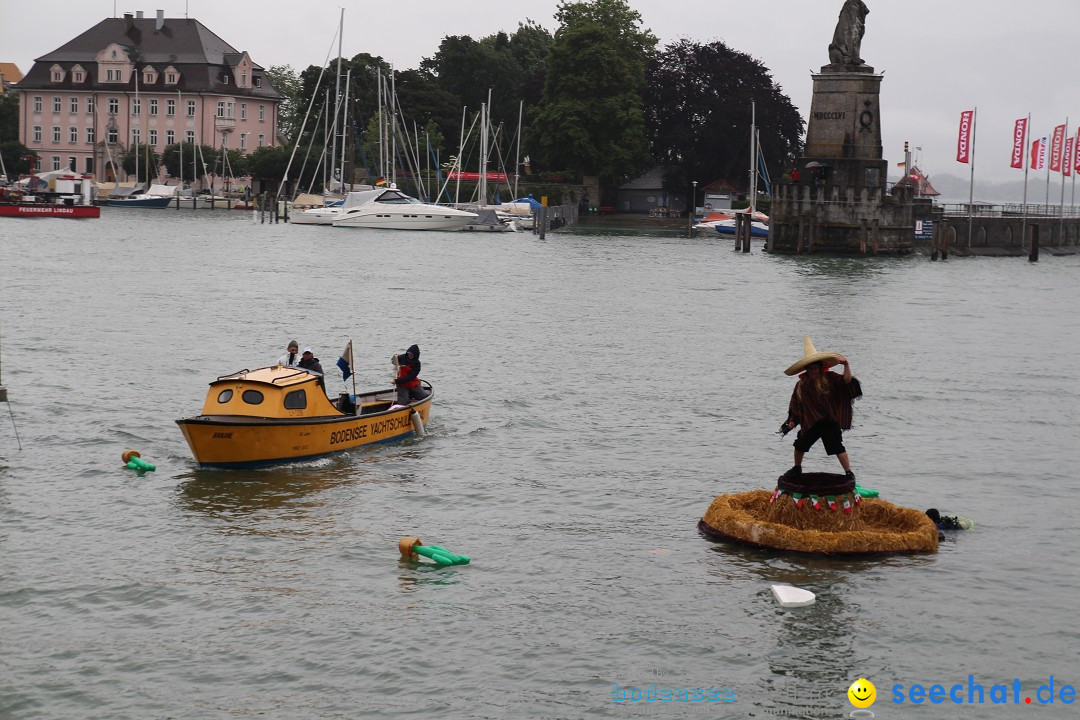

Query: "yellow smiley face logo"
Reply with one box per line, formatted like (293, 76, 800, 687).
(847, 678, 876, 708)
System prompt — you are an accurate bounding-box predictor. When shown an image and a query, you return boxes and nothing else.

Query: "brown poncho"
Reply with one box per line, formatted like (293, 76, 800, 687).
(788, 372, 862, 430)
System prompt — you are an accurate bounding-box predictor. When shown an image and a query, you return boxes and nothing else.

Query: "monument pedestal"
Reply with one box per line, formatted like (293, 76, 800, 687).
(768, 63, 914, 255)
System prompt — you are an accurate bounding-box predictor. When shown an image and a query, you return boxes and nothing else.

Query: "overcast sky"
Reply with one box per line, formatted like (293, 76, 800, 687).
(4, 0, 1077, 185)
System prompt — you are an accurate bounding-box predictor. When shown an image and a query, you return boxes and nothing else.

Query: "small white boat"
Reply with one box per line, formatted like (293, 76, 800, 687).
(290, 190, 371, 226)
(460, 208, 518, 232)
(331, 187, 477, 231)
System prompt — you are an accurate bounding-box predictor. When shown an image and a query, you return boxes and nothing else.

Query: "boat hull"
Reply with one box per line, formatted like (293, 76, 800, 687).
(106, 196, 174, 208)
(0, 203, 100, 218)
(176, 391, 432, 469)
(333, 213, 476, 230)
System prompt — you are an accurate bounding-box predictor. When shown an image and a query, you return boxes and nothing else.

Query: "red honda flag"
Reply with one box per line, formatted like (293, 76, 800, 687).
(1010, 118, 1028, 169)
(1065, 138, 1074, 177)
(1031, 137, 1048, 170)
(1049, 124, 1066, 171)
(956, 110, 974, 163)
(1075, 129, 1080, 173)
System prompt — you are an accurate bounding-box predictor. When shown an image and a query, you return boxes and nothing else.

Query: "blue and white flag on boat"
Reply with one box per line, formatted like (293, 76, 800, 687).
(337, 341, 354, 382)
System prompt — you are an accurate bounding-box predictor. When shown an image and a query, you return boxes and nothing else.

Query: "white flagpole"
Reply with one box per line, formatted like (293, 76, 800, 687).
(1022, 114, 1030, 248)
(350, 340, 356, 400)
(1060, 118, 1069, 237)
(967, 107, 976, 248)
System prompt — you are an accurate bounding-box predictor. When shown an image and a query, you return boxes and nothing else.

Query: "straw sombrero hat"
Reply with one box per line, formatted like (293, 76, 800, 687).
(784, 336, 845, 376)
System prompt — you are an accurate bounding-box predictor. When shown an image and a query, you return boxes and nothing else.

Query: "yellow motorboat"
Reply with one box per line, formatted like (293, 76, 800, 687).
(176, 365, 433, 468)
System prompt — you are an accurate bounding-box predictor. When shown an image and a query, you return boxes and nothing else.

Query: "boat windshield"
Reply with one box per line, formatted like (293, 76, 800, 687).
(375, 190, 419, 205)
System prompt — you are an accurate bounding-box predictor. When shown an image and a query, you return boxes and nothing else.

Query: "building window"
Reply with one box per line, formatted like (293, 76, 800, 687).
(166, 99, 175, 116)
(52, 156, 61, 171)
(70, 97, 79, 114)
(185, 130, 195, 144)
(86, 126, 95, 144)
(187, 100, 196, 117)
(132, 99, 141, 116)
(87, 97, 95, 113)
(149, 129, 158, 146)
(53, 96, 61, 113)
(33, 96, 42, 113)
(108, 98, 119, 114)
(259, 104, 265, 122)
(144, 71, 154, 85)
(52, 126, 61, 143)
(85, 157, 94, 174)
(241, 74, 247, 87)
(108, 128, 118, 143)
(33, 126, 42, 142)
(68, 156, 76, 171)
(240, 103, 247, 120)
(216, 101, 225, 118)
(167, 73, 176, 84)
(69, 126, 78, 143)
(222, 74, 230, 85)
(52, 70, 63, 82)
(149, 99, 158, 116)
(106, 69, 123, 82)
(240, 133, 247, 151)
(258, 133, 265, 148)
(166, 130, 175, 145)
(74, 71, 83, 83)
(131, 129, 140, 145)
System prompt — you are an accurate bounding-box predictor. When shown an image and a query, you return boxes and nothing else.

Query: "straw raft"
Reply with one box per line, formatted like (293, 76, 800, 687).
(701, 488, 938, 555)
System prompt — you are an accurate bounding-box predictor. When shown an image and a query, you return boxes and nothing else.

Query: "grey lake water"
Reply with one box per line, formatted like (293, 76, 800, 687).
(1, 209, 1078, 719)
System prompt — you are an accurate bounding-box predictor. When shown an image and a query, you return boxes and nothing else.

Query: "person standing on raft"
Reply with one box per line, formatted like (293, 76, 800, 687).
(780, 337, 862, 480)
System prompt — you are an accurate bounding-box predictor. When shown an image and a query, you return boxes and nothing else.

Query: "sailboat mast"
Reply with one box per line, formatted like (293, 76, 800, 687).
(749, 100, 757, 216)
(339, 68, 351, 191)
(390, 66, 397, 187)
(330, 8, 343, 189)
(514, 100, 523, 199)
(455, 106, 466, 206)
(134, 67, 139, 185)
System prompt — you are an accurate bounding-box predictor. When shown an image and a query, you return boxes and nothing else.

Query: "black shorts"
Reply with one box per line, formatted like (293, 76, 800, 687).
(793, 419, 846, 455)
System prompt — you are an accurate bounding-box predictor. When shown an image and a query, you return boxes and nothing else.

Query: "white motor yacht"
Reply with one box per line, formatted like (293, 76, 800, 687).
(290, 190, 372, 226)
(331, 187, 477, 230)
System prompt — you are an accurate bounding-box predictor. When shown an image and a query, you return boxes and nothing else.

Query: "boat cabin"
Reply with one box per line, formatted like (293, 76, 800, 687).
(200, 366, 400, 419)
(201, 366, 341, 419)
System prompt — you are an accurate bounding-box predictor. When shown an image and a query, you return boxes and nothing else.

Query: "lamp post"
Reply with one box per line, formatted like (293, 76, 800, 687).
(688, 180, 698, 237)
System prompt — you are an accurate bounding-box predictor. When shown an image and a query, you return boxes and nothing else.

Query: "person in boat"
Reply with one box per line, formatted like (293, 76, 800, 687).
(277, 340, 301, 368)
(780, 337, 862, 480)
(393, 344, 427, 405)
(297, 347, 325, 390)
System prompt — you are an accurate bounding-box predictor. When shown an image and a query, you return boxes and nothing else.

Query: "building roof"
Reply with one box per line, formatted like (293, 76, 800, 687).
(619, 166, 668, 190)
(16, 16, 282, 100)
(0, 62, 24, 90)
(895, 165, 940, 197)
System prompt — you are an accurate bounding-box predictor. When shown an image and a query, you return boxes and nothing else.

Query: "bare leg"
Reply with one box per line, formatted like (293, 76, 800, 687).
(793, 449, 804, 467)
(837, 452, 852, 473)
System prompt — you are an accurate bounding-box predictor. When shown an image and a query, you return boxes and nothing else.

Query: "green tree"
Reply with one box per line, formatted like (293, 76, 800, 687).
(266, 65, 302, 144)
(645, 39, 804, 192)
(530, 0, 656, 185)
(121, 143, 160, 180)
(0, 141, 36, 178)
(161, 142, 218, 183)
(0, 92, 19, 145)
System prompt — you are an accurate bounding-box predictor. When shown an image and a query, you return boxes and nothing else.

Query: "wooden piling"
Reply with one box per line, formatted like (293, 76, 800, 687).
(1029, 224, 1039, 262)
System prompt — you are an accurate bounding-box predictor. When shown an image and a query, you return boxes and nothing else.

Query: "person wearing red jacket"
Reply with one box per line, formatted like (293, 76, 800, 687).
(393, 344, 427, 405)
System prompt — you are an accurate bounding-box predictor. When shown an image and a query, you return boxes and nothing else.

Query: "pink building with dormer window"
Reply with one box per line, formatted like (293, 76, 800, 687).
(15, 10, 282, 182)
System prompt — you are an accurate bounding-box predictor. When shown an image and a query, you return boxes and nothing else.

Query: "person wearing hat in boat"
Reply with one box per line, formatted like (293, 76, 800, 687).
(393, 344, 427, 405)
(297, 347, 326, 390)
(277, 340, 301, 368)
(780, 336, 862, 480)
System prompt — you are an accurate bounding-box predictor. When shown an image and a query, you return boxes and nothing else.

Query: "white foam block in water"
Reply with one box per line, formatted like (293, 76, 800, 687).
(771, 584, 816, 607)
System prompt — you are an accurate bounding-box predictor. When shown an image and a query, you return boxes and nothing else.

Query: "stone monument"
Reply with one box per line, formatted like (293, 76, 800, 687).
(768, 0, 922, 255)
